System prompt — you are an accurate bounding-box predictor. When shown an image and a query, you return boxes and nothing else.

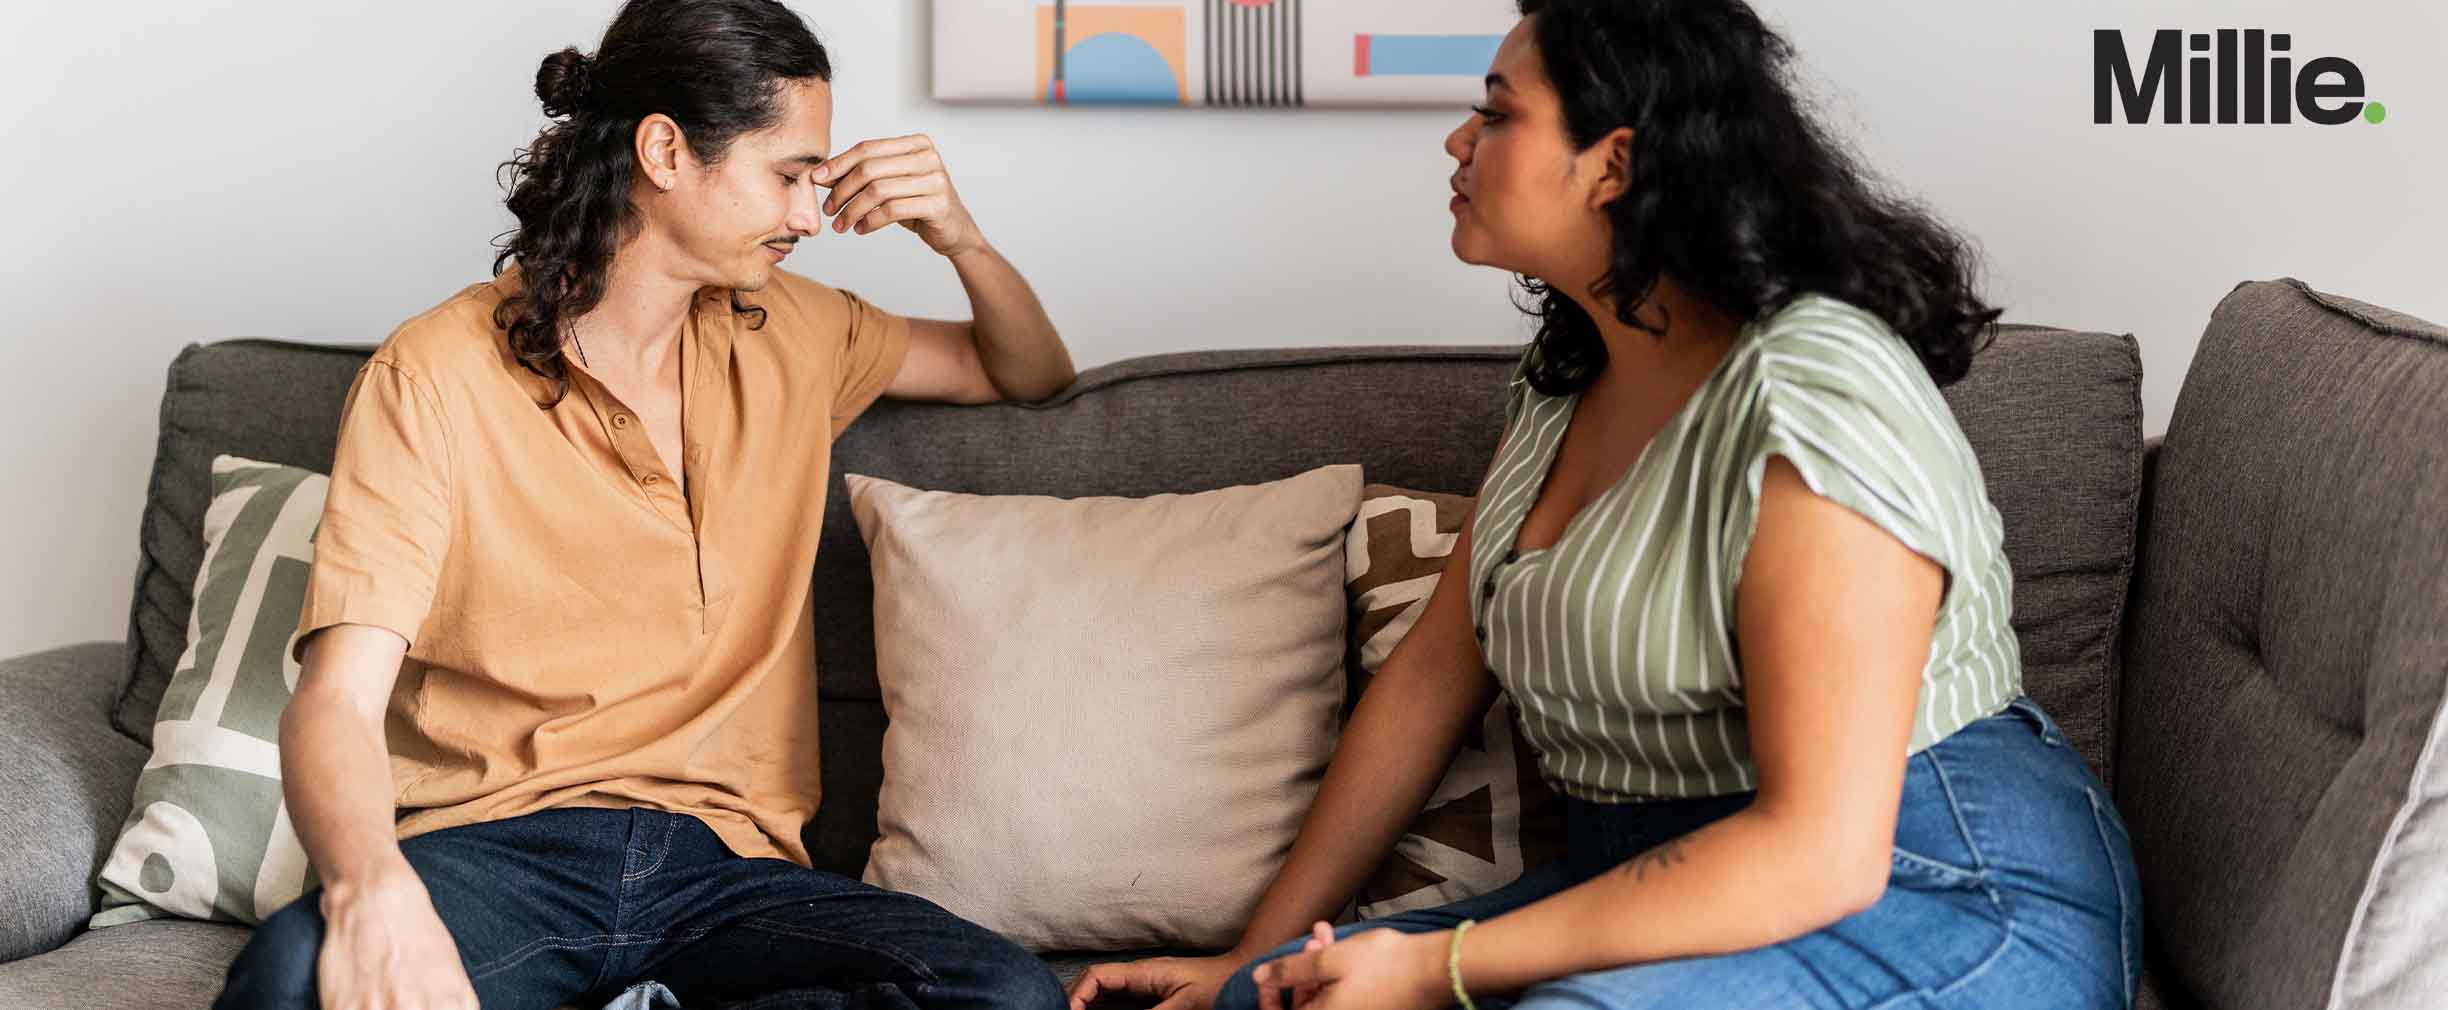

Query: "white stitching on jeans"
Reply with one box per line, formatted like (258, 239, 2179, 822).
(2088, 790, 2138, 1005)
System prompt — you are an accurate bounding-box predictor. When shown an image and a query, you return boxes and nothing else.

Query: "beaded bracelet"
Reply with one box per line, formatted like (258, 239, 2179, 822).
(1448, 919, 1479, 1010)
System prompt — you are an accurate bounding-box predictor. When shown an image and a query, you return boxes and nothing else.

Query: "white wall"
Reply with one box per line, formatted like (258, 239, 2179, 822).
(2, 0, 2441, 659)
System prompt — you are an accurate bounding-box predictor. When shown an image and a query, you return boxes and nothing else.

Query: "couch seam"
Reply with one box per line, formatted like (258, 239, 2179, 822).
(2284, 278, 2448, 346)
(113, 342, 204, 743)
(1000, 346, 1523, 409)
(2082, 331, 2144, 792)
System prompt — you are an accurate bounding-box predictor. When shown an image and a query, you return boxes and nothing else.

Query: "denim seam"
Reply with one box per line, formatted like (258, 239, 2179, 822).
(735, 915, 944, 985)
(1922, 744, 1993, 872)
(472, 927, 719, 983)
(1889, 847, 1984, 889)
(621, 814, 681, 883)
(2088, 790, 2139, 1005)
(470, 933, 614, 981)
(1857, 919, 2021, 1010)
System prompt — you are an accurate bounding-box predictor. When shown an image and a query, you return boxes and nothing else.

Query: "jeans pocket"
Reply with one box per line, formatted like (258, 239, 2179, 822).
(1888, 845, 1986, 891)
(2086, 789, 2142, 1005)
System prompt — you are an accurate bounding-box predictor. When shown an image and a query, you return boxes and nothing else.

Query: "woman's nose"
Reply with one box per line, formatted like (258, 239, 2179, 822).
(1444, 118, 1476, 164)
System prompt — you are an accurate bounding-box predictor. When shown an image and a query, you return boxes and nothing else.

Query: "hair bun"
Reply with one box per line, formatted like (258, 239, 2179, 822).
(536, 47, 594, 119)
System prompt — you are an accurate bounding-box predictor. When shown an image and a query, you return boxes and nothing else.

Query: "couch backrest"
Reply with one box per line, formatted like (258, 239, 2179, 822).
(122, 325, 2141, 878)
(2118, 279, 2448, 1009)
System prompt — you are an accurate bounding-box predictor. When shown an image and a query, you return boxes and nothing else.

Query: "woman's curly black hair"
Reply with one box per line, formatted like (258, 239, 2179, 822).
(1513, 0, 2001, 395)
(493, 0, 831, 408)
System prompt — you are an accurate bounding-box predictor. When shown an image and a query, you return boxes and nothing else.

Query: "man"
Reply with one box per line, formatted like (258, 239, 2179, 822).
(215, 2, 1077, 1008)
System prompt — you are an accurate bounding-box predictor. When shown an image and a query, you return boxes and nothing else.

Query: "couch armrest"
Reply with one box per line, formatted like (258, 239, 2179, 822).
(0, 642, 146, 964)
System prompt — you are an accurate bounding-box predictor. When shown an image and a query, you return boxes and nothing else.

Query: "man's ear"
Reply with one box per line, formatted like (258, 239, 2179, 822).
(634, 113, 688, 191)
(1589, 126, 1634, 209)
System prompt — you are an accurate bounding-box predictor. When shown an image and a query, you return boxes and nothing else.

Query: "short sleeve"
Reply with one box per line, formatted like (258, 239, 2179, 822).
(1722, 320, 1958, 601)
(292, 359, 455, 663)
(829, 288, 913, 438)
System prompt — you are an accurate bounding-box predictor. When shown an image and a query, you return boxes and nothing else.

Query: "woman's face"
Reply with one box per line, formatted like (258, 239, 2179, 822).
(1444, 17, 1624, 289)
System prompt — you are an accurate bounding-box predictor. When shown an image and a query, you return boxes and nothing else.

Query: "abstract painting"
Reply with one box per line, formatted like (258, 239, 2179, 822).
(931, 0, 1517, 108)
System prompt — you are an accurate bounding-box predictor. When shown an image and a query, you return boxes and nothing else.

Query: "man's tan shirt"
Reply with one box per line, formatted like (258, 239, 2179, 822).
(294, 267, 910, 866)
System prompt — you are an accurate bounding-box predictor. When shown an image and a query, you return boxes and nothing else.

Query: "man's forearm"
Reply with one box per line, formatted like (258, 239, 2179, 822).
(280, 679, 409, 886)
(945, 237, 1074, 402)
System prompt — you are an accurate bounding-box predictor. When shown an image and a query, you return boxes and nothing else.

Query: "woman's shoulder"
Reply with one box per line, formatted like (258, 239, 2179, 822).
(1743, 294, 1928, 396)
(1720, 294, 1956, 441)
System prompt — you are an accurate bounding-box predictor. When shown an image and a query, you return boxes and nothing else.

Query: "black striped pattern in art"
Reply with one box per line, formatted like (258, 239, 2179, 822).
(1205, 0, 1303, 107)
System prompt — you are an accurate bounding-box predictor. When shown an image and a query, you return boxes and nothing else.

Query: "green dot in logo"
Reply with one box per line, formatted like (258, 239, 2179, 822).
(2364, 102, 2387, 124)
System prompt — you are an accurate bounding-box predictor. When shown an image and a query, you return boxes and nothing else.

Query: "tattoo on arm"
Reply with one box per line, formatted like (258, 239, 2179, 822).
(1617, 838, 1690, 883)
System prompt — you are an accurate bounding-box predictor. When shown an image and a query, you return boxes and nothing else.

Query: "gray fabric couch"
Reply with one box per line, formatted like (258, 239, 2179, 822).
(3, 278, 2440, 1009)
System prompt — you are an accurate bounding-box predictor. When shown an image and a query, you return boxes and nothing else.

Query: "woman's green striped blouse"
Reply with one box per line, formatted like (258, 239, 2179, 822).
(1464, 294, 2023, 802)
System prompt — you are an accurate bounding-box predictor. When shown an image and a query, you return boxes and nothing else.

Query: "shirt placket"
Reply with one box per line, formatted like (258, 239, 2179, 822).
(567, 300, 737, 636)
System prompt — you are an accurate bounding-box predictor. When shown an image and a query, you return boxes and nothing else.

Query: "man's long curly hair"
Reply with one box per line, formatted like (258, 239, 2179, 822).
(1513, 0, 2001, 395)
(492, 0, 831, 408)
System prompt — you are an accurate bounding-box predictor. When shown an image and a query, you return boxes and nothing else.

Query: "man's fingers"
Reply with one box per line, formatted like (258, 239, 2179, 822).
(1070, 960, 1176, 1009)
(858, 197, 948, 236)
(818, 149, 942, 212)
(811, 135, 919, 186)
(815, 133, 934, 182)
(1147, 990, 1205, 1010)
(832, 177, 929, 233)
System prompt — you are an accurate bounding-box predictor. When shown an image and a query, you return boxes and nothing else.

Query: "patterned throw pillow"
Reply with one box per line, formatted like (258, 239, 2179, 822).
(92, 455, 324, 928)
(1345, 484, 1564, 920)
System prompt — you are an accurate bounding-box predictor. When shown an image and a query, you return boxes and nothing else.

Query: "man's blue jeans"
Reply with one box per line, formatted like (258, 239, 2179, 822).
(214, 807, 1065, 1010)
(1218, 696, 2143, 1010)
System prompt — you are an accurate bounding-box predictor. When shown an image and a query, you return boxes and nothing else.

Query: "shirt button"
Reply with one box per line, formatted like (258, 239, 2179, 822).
(1480, 579, 1497, 600)
(1474, 625, 1488, 643)
(641, 473, 660, 485)
(612, 413, 631, 428)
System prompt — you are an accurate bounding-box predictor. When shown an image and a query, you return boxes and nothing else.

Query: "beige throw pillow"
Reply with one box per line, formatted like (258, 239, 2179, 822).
(846, 464, 1363, 952)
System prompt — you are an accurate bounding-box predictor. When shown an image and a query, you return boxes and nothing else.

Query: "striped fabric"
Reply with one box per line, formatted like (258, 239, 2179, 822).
(1464, 295, 2023, 802)
(93, 455, 323, 927)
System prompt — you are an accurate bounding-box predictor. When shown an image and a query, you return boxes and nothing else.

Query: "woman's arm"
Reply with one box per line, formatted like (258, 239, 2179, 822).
(1232, 514, 1507, 957)
(1256, 456, 1942, 1005)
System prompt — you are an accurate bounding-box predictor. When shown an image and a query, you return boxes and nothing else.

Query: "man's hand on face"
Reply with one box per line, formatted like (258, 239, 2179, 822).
(810, 134, 982, 257)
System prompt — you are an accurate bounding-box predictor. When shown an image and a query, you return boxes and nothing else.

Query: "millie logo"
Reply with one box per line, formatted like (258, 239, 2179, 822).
(2095, 29, 2386, 125)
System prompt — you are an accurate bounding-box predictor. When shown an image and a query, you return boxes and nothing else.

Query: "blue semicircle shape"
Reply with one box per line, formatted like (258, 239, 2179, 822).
(1049, 32, 1179, 105)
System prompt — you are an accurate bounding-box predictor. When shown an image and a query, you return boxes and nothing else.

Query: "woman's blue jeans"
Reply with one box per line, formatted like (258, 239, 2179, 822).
(1218, 696, 2142, 1010)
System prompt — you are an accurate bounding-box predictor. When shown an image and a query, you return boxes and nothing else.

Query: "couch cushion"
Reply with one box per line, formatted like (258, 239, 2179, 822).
(0, 642, 148, 964)
(0, 919, 250, 1008)
(2118, 278, 2448, 1009)
(116, 341, 369, 743)
(130, 328, 2140, 879)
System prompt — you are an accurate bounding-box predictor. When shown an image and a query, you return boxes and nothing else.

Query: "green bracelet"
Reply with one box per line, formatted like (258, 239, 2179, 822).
(1448, 919, 1478, 1010)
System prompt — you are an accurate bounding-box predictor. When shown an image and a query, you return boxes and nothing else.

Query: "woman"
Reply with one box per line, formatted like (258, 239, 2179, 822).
(1068, 1, 2140, 1009)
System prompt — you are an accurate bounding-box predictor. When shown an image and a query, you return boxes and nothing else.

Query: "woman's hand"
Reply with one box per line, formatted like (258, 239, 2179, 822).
(811, 134, 981, 256)
(1252, 923, 1452, 1010)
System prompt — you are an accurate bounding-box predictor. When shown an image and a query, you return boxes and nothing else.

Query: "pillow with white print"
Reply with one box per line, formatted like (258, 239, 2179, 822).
(1344, 483, 1564, 920)
(92, 454, 324, 928)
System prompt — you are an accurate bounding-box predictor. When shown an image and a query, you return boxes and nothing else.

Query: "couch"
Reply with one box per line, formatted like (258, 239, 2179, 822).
(3, 278, 2440, 1009)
